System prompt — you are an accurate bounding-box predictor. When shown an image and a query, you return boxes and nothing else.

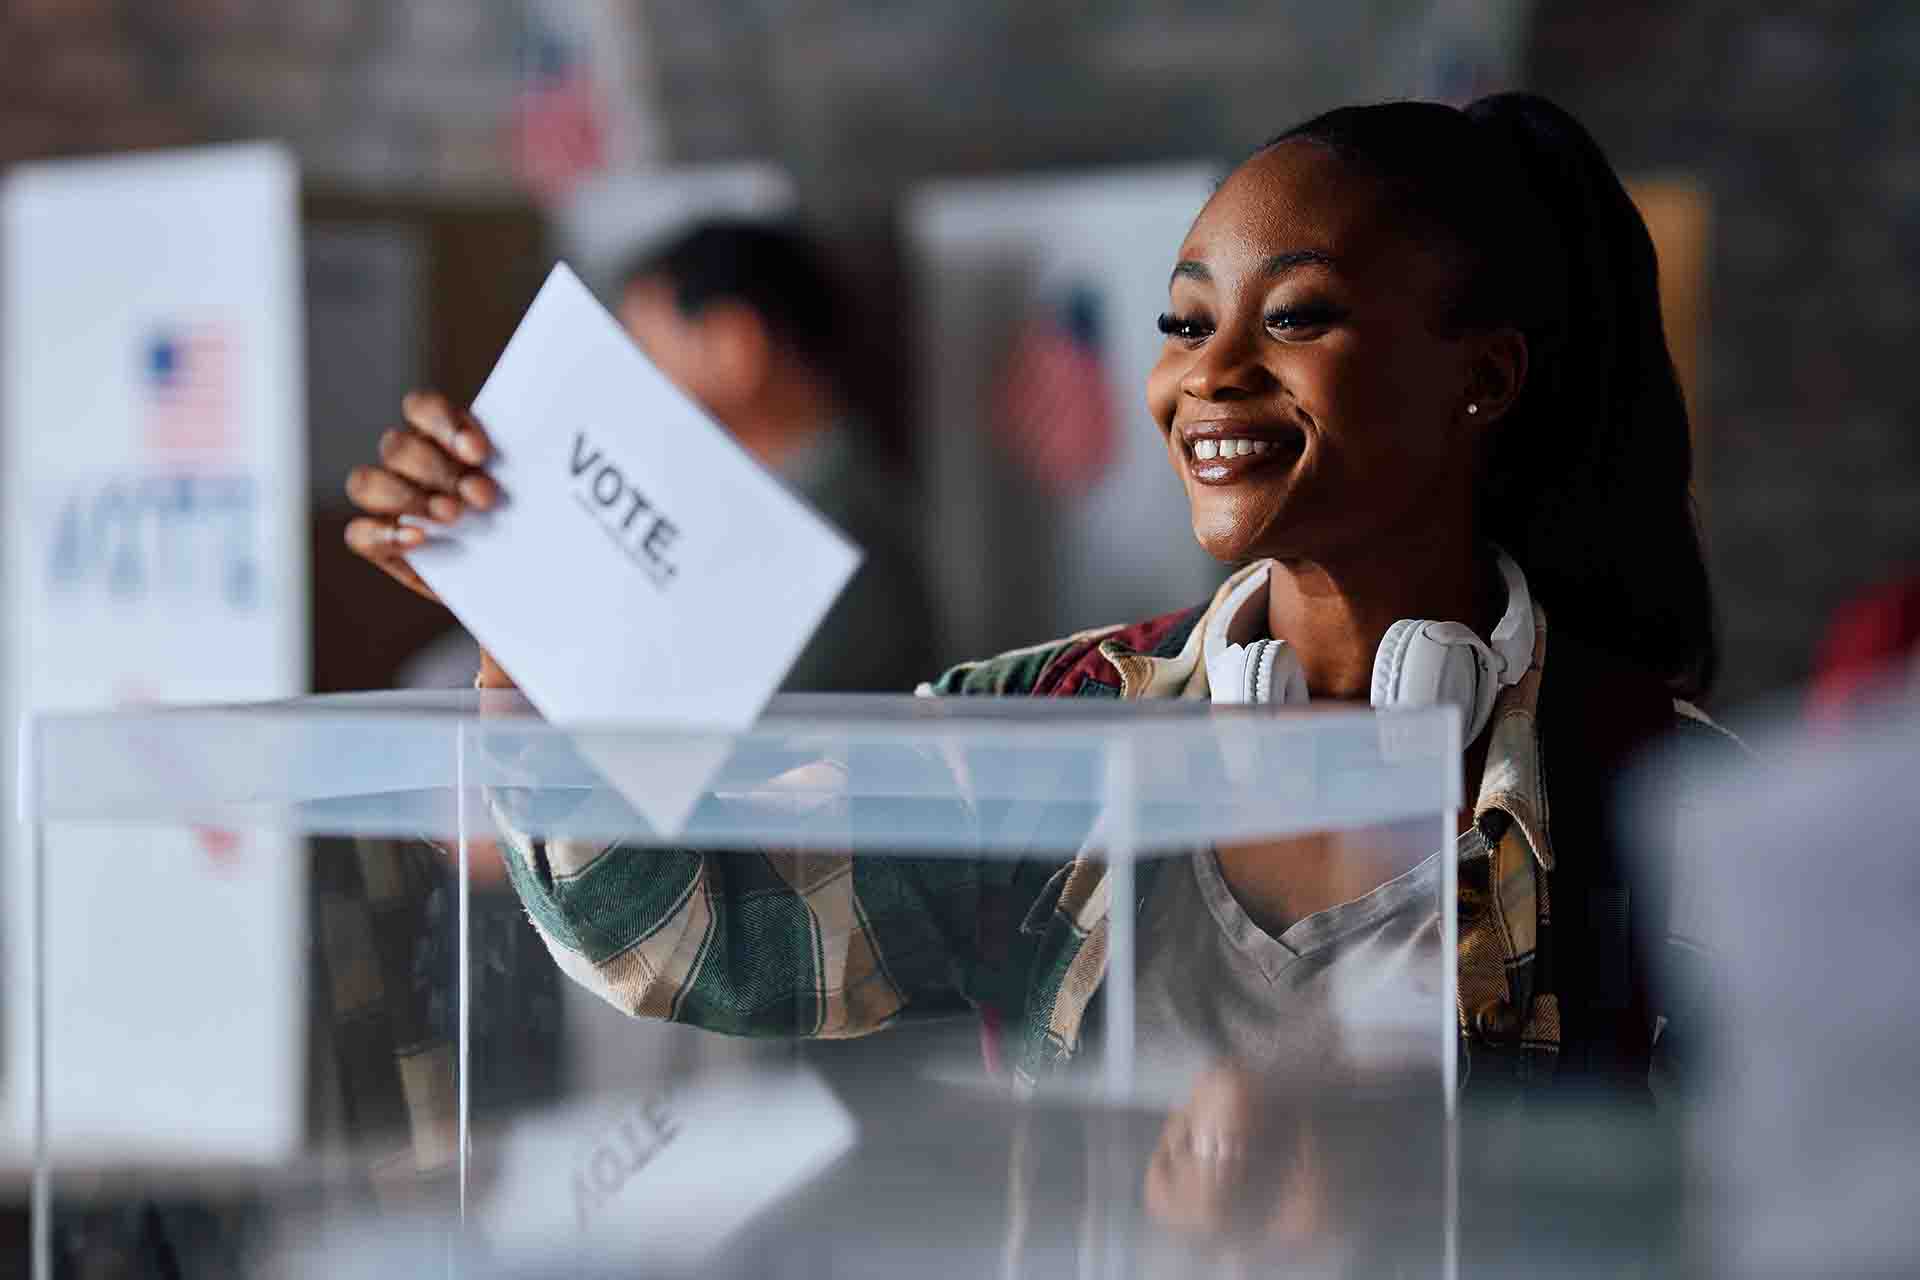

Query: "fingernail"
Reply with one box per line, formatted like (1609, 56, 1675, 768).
(395, 525, 424, 546)
(428, 495, 461, 522)
(454, 431, 486, 465)
(458, 475, 493, 508)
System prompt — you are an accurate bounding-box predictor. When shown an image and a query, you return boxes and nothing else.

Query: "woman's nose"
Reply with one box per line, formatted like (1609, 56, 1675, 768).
(1179, 327, 1269, 401)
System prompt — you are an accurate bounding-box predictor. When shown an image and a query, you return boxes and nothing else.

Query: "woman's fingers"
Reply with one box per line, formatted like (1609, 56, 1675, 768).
(344, 391, 498, 606)
(457, 469, 498, 510)
(343, 513, 425, 555)
(476, 648, 518, 691)
(402, 390, 493, 466)
(387, 396, 498, 516)
(375, 427, 497, 518)
(346, 463, 433, 518)
(379, 426, 465, 494)
(343, 517, 438, 601)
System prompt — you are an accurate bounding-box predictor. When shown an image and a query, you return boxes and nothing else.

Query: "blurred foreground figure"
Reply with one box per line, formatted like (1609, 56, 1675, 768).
(1640, 690, 1920, 1277)
(616, 220, 934, 693)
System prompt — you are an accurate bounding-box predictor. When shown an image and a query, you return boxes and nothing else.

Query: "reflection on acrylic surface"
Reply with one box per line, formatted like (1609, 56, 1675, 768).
(1142, 1065, 1444, 1277)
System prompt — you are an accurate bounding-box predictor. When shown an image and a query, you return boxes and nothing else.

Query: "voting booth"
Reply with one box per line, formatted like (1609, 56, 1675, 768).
(0, 145, 308, 1188)
(19, 693, 1462, 1276)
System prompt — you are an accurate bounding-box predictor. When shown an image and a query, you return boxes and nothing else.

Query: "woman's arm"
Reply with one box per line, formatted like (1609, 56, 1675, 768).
(347, 392, 1029, 1041)
(489, 815, 992, 1038)
(478, 632, 998, 1038)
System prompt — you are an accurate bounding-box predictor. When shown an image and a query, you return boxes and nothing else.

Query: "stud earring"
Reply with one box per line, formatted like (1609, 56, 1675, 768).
(1466, 403, 1480, 416)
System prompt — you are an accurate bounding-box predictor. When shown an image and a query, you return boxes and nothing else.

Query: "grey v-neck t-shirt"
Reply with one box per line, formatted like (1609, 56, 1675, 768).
(1130, 827, 1480, 1096)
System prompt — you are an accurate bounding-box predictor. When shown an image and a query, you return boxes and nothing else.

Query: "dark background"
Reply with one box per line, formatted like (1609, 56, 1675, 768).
(2, 0, 1914, 708)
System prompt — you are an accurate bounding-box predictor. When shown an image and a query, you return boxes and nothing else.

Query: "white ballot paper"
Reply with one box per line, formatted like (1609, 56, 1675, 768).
(477, 1066, 857, 1270)
(409, 264, 861, 832)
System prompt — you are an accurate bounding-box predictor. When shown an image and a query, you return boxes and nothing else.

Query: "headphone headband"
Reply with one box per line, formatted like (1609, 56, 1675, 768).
(1486, 548, 1534, 687)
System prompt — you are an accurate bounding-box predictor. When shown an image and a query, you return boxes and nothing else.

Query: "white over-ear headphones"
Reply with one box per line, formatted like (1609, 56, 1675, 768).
(1203, 549, 1535, 744)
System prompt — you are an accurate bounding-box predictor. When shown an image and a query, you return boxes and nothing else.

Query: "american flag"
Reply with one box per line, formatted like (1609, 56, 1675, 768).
(994, 284, 1119, 499)
(508, 24, 607, 205)
(144, 324, 233, 452)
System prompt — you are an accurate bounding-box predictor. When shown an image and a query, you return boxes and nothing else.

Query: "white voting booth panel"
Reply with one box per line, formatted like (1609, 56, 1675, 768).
(0, 145, 307, 1172)
(906, 167, 1223, 666)
(22, 694, 1459, 1277)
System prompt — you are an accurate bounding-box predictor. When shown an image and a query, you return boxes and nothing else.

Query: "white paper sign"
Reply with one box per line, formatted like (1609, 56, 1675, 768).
(409, 265, 861, 829)
(1, 143, 307, 1160)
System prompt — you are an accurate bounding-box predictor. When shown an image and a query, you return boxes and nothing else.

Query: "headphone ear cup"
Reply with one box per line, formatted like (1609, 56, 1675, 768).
(1371, 619, 1420, 709)
(1376, 619, 1499, 741)
(1260, 640, 1311, 705)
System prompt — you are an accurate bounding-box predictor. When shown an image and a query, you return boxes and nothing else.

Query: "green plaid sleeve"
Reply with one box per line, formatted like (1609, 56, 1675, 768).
(490, 643, 1081, 1040)
(491, 799, 992, 1039)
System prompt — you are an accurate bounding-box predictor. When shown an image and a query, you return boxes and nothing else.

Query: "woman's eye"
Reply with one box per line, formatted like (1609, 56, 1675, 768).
(1156, 312, 1212, 342)
(1266, 306, 1340, 333)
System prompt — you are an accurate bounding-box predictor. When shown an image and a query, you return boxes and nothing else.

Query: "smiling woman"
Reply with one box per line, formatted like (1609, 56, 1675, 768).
(342, 94, 1739, 1112)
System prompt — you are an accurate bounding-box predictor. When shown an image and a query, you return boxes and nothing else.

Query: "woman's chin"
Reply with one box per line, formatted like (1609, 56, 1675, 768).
(1193, 524, 1268, 567)
(1190, 501, 1284, 566)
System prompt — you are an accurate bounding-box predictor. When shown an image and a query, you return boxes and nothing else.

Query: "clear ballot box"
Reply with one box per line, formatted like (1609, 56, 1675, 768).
(13, 692, 1462, 1277)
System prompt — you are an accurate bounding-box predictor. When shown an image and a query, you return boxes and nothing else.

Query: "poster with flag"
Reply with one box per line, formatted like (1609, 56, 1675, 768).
(143, 320, 236, 452)
(509, 0, 662, 206)
(908, 166, 1221, 664)
(2, 143, 306, 1162)
(993, 283, 1119, 499)
(509, 29, 606, 204)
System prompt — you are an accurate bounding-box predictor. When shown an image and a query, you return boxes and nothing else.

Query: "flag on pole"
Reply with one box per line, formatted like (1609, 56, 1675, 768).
(993, 284, 1119, 498)
(509, 20, 608, 205)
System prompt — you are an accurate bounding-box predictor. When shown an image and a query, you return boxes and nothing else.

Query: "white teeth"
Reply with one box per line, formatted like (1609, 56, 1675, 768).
(1192, 437, 1281, 462)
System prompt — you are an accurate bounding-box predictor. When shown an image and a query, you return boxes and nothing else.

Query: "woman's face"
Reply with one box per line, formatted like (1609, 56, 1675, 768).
(1147, 141, 1486, 566)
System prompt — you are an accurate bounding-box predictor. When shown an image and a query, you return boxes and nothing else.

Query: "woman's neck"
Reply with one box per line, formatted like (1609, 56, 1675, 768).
(1264, 532, 1494, 701)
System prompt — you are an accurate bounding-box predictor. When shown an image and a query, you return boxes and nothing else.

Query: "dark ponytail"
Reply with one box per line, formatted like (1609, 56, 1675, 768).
(1269, 93, 1716, 700)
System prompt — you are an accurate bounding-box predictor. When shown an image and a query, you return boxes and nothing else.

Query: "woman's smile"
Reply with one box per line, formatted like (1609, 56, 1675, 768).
(1180, 419, 1307, 485)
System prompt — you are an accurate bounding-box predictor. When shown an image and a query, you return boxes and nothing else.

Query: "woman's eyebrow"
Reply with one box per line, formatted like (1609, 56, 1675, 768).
(1169, 249, 1337, 286)
(1262, 249, 1337, 275)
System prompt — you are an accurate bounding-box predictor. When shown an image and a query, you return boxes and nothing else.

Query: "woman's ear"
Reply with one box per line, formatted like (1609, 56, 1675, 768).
(1464, 328, 1528, 428)
(693, 301, 773, 411)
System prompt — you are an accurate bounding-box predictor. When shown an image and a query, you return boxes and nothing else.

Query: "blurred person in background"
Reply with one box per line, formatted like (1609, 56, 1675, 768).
(615, 219, 934, 693)
(347, 93, 1740, 1262)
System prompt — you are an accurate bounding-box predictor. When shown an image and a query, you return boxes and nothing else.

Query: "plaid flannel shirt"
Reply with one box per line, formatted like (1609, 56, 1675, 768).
(493, 563, 1721, 1091)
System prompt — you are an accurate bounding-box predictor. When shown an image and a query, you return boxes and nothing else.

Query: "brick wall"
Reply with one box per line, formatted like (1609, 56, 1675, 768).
(636, 0, 1528, 219)
(0, 0, 525, 189)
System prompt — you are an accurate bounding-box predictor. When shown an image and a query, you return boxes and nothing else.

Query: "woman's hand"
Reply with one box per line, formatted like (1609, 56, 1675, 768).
(343, 390, 500, 604)
(477, 648, 517, 691)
